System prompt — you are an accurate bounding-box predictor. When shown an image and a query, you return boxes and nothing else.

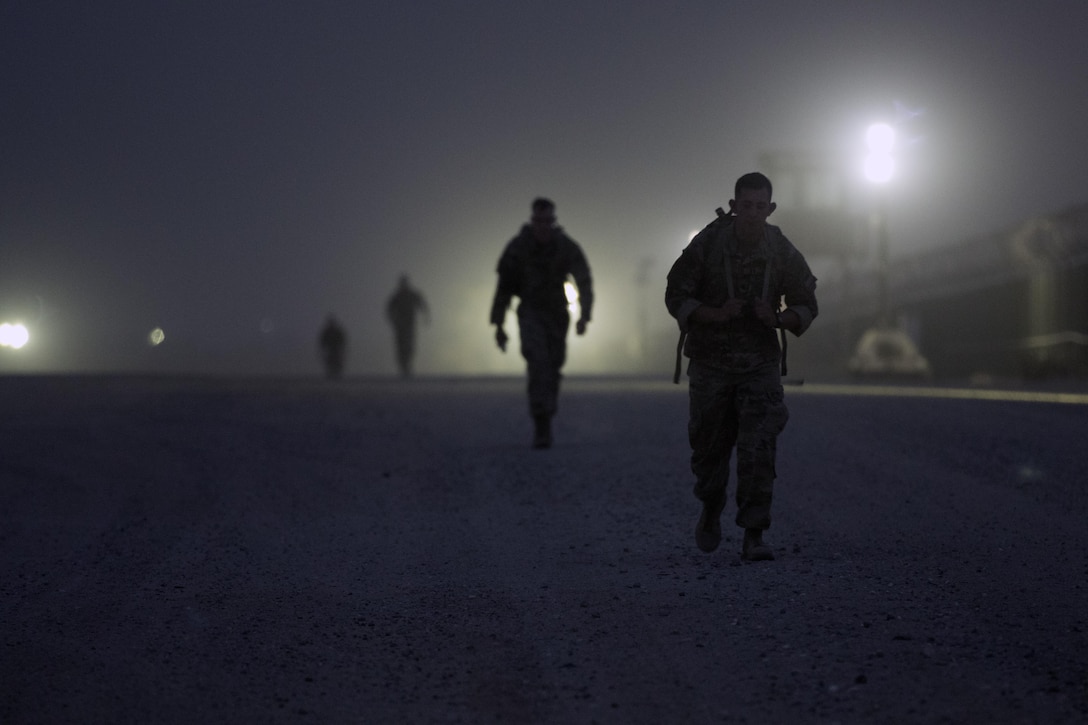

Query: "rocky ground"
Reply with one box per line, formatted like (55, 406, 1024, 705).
(2, 375, 1086, 723)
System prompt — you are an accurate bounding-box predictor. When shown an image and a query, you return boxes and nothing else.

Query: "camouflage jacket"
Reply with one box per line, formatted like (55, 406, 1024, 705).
(665, 215, 818, 374)
(490, 225, 594, 325)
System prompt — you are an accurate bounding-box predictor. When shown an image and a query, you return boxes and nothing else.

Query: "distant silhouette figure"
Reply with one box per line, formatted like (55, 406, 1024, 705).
(490, 197, 593, 449)
(318, 315, 347, 379)
(386, 275, 429, 377)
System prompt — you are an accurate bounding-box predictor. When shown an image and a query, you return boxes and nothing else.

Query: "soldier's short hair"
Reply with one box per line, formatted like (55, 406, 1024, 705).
(734, 173, 773, 200)
(531, 197, 556, 215)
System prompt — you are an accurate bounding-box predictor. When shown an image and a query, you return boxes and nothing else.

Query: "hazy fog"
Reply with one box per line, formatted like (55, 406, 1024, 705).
(3, 1, 1087, 376)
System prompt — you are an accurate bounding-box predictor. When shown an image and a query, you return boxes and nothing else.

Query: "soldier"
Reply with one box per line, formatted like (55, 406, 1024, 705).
(665, 172, 818, 561)
(317, 314, 347, 379)
(490, 198, 594, 449)
(386, 274, 429, 378)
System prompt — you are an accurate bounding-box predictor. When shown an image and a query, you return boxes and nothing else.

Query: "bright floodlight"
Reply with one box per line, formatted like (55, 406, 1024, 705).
(866, 123, 896, 153)
(0, 322, 30, 349)
(864, 155, 895, 184)
(864, 123, 897, 184)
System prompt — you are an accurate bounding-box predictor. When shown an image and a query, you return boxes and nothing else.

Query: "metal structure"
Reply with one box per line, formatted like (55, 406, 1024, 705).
(808, 202, 1088, 380)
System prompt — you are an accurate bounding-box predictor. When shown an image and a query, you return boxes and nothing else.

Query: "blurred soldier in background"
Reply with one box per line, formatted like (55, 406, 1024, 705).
(490, 197, 594, 449)
(386, 274, 429, 378)
(317, 314, 347, 379)
(665, 172, 818, 561)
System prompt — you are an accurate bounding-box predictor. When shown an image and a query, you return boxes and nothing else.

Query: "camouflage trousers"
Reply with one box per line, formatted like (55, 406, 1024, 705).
(687, 363, 789, 530)
(517, 306, 569, 419)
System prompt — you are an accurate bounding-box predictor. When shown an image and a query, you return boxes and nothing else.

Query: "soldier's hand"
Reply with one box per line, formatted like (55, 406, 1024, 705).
(722, 299, 746, 322)
(704, 299, 745, 323)
(691, 301, 741, 325)
(495, 327, 508, 352)
(750, 298, 777, 327)
(575, 319, 588, 336)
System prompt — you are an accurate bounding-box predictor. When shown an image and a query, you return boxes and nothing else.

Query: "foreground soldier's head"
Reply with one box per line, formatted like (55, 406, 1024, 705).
(729, 172, 777, 246)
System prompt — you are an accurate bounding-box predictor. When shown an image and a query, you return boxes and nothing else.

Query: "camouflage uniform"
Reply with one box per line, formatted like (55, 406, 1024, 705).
(665, 216, 817, 530)
(490, 224, 593, 420)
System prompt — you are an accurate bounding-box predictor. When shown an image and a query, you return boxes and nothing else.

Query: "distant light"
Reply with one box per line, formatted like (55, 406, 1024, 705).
(864, 155, 895, 184)
(864, 122, 896, 184)
(149, 327, 165, 346)
(0, 322, 30, 350)
(866, 123, 896, 154)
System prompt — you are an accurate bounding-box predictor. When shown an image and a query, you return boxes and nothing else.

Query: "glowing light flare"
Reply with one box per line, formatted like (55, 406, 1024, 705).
(0, 322, 30, 349)
(863, 122, 897, 184)
(564, 280, 582, 321)
(149, 328, 165, 346)
(564, 281, 578, 305)
(866, 123, 896, 154)
(864, 156, 895, 184)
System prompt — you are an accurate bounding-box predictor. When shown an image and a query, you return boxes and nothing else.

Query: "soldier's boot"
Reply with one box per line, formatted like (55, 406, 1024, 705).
(695, 499, 724, 553)
(532, 415, 552, 449)
(741, 528, 775, 562)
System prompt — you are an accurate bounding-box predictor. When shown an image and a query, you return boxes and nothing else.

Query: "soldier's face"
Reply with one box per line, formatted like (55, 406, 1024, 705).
(531, 211, 556, 242)
(730, 188, 776, 242)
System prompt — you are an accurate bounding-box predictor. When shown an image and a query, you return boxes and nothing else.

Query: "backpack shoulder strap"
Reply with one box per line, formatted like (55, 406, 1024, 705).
(673, 209, 733, 384)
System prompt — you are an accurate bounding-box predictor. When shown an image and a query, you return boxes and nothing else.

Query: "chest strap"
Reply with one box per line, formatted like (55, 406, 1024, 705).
(673, 225, 787, 383)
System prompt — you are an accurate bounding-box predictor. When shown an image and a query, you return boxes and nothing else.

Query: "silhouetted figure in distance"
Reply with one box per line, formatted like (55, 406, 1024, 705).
(386, 274, 429, 377)
(318, 315, 347, 379)
(490, 197, 594, 449)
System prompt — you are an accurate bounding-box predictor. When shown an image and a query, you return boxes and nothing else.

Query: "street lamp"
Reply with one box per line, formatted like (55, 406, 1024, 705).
(847, 122, 932, 379)
(864, 123, 896, 184)
(864, 122, 896, 325)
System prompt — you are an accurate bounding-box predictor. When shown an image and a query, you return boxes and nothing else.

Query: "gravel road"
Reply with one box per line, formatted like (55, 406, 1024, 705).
(2, 375, 1086, 723)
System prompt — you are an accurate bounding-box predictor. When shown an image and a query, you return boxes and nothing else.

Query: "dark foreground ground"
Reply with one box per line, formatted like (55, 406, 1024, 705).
(1, 375, 1087, 724)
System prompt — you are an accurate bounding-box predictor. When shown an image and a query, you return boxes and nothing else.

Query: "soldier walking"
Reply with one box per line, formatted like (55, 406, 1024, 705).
(490, 198, 594, 449)
(665, 172, 818, 561)
(317, 314, 347, 379)
(386, 274, 429, 378)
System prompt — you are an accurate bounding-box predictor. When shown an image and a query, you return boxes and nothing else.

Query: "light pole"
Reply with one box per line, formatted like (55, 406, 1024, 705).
(847, 122, 931, 379)
(864, 122, 895, 327)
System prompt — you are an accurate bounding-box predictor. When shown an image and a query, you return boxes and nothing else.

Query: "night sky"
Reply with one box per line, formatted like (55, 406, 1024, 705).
(3, 1, 1086, 376)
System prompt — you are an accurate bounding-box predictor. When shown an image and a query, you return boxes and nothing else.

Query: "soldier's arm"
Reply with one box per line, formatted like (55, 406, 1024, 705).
(490, 280, 511, 352)
(489, 246, 519, 327)
(665, 238, 709, 332)
(568, 246, 594, 324)
(779, 249, 819, 336)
